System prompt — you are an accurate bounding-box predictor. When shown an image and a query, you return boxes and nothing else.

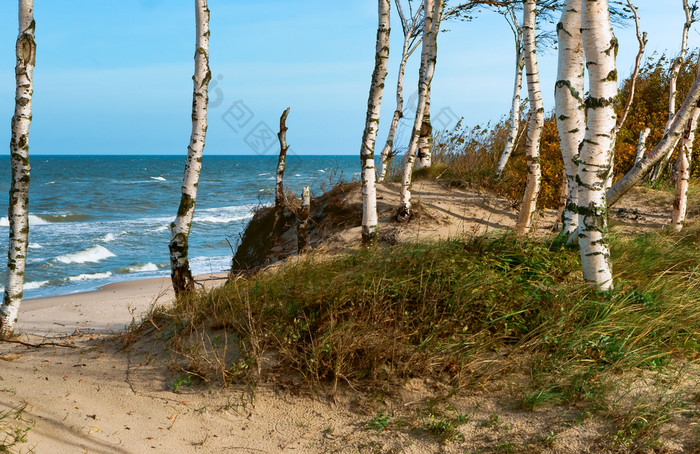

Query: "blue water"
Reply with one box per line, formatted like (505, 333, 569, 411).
(0, 155, 359, 299)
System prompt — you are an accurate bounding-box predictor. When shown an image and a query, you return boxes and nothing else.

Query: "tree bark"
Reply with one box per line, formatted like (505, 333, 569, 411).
(514, 0, 544, 235)
(297, 186, 311, 252)
(378, 2, 422, 183)
(397, 0, 444, 220)
(276, 108, 290, 208)
(578, 0, 617, 291)
(496, 6, 524, 177)
(554, 0, 585, 237)
(606, 70, 700, 206)
(0, 0, 35, 339)
(275, 107, 290, 229)
(672, 99, 700, 231)
(634, 127, 651, 165)
(416, 89, 433, 169)
(169, 0, 210, 297)
(361, 0, 391, 243)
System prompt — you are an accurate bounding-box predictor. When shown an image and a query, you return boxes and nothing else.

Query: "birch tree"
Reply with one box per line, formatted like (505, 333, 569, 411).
(360, 0, 391, 243)
(0, 0, 35, 338)
(169, 0, 210, 296)
(578, 0, 617, 290)
(553, 0, 584, 237)
(514, 0, 544, 235)
(651, 0, 695, 181)
(397, 0, 444, 220)
(672, 57, 700, 231)
(606, 70, 700, 206)
(378, 1, 423, 182)
(495, 5, 525, 177)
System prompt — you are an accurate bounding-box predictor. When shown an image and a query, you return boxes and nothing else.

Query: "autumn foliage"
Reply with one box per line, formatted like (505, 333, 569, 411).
(432, 51, 700, 209)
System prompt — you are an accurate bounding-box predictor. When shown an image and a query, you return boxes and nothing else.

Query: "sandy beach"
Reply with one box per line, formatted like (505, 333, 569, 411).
(16, 273, 228, 336)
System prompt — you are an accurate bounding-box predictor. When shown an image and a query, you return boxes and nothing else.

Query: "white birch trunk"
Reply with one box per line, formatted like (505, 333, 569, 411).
(605, 1, 646, 192)
(634, 127, 651, 165)
(397, 0, 443, 220)
(496, 7, 524, 177)
(360, 0, 391, 243)
(606, 70, 700, 206)
(169, 0, 210, 296)
(652, 0, 692, 181)
(514, 0, 544, 235)
(417, 90, 433, 169)
(378, 2, 422, 183)
(672, 100, 700, 231)
(578, 0, 617, 291)
(378, 42, 411, 183)
(554, 0, 585, 237)
(0, 0, 35, 338)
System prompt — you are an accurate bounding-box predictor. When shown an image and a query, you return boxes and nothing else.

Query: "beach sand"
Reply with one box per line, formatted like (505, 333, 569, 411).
(17, 274, 227, 336)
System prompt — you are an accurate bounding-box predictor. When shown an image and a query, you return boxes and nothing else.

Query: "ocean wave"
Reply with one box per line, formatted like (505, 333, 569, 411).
(150, 176, 167, 181)
(41, 214, 93, 223)
(190, 256, 232, 275)
(68, 272, 113, 282)
(28, 243, 43, 249)
(194, 205, 257, 224)
(128, 263, 159, 273)
(55, 245, 116, 264)
(196, 214, 252, 224)
(24, 280, 50, 290)
(100, 233, 116, 242)
(0, 214, 51, 227)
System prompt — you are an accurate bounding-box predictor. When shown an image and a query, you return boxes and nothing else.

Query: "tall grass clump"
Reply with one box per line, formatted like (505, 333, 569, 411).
(0, 405, 32, 453)
(416, 116, 565, 209)
(158, 222, 700, 402)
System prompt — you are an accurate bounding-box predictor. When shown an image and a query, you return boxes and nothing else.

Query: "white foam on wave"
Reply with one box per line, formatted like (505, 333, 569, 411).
(128, 263, 159, 273)
(55, 245, 116, 264)
(318, 169, 325, 173)
(150, 176, 167, 181)
(0, 214, 51, 227)
(100, 233, 116, 242)
(68, 272, 113, 282)
(258, 172, 270, 176)
(195, 205, 257, 224)
(190, 256, 231, 275)
(24, 280, 50, 290)
(28, 243, 43, 249)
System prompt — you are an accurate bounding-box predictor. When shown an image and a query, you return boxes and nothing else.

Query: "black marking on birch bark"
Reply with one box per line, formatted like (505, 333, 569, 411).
(555, 80, 583, 102)
(585, 96, 615, 109)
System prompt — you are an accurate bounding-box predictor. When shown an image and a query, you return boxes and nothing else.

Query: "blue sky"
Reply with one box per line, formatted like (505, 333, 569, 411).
(0, 1, 696, 156)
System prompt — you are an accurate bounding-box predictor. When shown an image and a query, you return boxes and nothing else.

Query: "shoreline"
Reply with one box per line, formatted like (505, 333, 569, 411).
(16, 272, 228, 337)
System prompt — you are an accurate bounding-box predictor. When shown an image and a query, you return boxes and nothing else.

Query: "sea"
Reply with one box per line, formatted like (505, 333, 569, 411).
(0, 155, 359, 299)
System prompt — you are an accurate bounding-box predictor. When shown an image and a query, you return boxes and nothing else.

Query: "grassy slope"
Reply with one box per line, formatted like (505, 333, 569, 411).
(154, 219, 700, 450)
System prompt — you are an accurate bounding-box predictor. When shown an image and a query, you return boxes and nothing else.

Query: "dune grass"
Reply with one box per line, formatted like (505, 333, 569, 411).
(160, 222, 700, 400)
(0, 405, 32, 453)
